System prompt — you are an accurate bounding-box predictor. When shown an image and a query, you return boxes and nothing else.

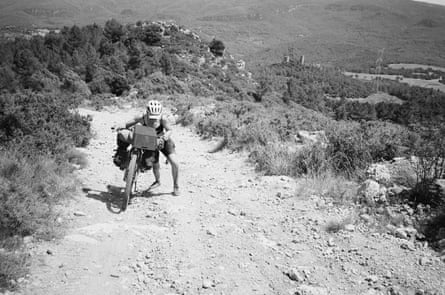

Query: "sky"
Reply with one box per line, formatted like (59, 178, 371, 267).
(413, 0, 445, 6)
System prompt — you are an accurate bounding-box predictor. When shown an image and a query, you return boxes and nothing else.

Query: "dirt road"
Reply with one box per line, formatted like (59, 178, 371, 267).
(21, 107, 445, 295)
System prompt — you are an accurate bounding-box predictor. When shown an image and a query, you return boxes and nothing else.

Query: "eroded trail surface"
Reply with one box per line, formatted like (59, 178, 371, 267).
(23, 108, 444, 295)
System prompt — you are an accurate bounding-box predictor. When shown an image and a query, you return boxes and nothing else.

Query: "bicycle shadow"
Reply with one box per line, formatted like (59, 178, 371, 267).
(82, 185, 125, 214)
(138, 190, 172, 199)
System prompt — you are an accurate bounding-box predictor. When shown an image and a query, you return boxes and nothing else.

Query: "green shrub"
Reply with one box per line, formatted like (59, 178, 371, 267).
(410, 126, 445, 207)
(293, 144, 330, 176)
(0, 92, 91, 155)
(326, 121, 371, 177)
(208, 39, 225, 57)
(0, 250, 28, 290)
(0, 152, 75, 238)
(250, 142, 297, 176)
(235, 120, 279, 150)
(196, 110, 238, 140)
(363, 121, 410, 161)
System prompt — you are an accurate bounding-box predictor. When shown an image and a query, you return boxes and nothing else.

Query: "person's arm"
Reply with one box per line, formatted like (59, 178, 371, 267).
(124, 116, 142, 129)
(116, 116, 142, 130)
(160, 116, 173, 140)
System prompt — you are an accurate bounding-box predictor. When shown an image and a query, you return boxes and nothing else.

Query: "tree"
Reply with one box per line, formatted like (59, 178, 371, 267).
(99, 38, 114, 56)
(13, 49, 40, 76)
(65, 25, 86, 54)
(104, 19, 125, 43)
(108, 75, 129, 96)
(141, 25, 162, 45)
(159, 53, 173, 76)
(0, 65, 17, 92)
(208, 39, 225, 57)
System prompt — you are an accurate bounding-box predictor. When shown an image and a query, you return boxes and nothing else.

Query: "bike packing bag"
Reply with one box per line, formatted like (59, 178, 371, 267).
(132, 125, 157, 150)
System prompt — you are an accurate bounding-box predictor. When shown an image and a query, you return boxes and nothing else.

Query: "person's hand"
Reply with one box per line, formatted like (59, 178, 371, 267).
(157, 137, 165, 149)
(112, 124, 125, 131)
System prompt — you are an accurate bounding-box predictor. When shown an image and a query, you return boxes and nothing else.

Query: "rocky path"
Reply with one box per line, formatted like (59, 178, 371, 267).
(21, 108, 445, 295)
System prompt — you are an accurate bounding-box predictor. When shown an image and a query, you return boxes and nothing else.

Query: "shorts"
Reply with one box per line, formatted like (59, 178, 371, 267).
(143, 139, 175, 164)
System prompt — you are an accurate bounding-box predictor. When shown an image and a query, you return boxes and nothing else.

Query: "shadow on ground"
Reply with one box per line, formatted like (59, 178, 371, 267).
(83, 185, 125, 214)
(83, 185, 173, 213)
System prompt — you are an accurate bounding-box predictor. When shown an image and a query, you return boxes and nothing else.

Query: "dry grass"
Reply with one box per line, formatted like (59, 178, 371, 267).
(295, 172, 359, 204)
(65, 148, 88, 169)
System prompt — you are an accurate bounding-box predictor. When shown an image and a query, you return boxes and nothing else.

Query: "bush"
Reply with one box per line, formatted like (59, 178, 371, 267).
(0, 92, 91, 155)
(410, 126, 445, 207)
(363, 121, 410, 161)
(0, 152, 76, 289)
(324, 120, 410, 177)
(0, 152, 75, 238)
(326, 121, 371, 177)
(293, 144, 330, 176)
(0, 250, 28, 290)
(208, 39, 225, 57)
(250, 142, 297, 176)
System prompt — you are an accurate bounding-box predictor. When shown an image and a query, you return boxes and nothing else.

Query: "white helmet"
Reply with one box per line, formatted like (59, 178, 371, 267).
(147, 100, 163, 119)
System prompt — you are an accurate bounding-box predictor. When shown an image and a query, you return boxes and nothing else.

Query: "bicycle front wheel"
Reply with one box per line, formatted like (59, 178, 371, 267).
(123, 153, 138, 211)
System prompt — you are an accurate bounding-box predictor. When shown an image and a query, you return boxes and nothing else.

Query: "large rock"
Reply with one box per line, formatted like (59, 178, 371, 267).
(367, 164, 391, 185)
(358, 179, 387, 205)
(188, 104, 216, 120)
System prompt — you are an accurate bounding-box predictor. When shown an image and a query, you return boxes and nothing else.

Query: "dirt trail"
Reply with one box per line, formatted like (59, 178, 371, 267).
(22, 108, 445, 295)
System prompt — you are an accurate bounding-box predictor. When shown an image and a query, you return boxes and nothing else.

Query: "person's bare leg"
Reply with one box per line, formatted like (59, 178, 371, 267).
(167, 153, 179, 194)
(150, 162, 161, 189)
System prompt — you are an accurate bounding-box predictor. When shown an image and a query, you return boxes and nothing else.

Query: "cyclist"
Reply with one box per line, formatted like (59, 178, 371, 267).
(113, 100, 180, 196)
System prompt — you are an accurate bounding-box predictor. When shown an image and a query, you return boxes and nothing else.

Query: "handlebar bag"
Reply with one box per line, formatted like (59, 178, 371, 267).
(132, 125, 157, 150)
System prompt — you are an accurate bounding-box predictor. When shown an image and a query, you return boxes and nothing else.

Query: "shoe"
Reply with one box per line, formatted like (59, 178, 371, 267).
(149, 181, 161, 190)
(172, 186, 180, 196)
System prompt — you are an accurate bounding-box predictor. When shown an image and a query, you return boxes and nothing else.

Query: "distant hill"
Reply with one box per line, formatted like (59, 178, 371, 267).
(1, 0, 445, 69)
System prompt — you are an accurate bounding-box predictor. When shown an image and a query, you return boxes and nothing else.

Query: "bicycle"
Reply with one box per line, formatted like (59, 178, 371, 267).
(113, 125, 159, 211)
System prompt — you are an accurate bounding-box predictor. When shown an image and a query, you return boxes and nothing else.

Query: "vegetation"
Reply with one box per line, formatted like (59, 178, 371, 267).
(1, 13, 445, 288)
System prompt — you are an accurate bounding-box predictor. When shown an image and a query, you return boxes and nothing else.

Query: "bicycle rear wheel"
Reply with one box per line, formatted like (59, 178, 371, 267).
(123, 153, 138, 211)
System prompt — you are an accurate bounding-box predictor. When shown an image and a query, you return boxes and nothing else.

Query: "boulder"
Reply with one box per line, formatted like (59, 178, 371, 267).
(388, 185, 409, 196)
(358, 180, 387, 205)
(188, 104, 216, 120)
(367, 164, 391, 185)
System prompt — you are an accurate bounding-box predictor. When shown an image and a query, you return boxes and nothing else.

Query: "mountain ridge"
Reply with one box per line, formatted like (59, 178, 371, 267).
(1, 0, 444, 69)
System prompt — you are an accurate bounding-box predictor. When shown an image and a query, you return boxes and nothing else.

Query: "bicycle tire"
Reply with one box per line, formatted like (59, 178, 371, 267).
(123, 153, 138, 211)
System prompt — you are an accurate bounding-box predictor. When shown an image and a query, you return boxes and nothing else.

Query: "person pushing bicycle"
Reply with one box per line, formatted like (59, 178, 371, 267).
(113, 100, 180, 196)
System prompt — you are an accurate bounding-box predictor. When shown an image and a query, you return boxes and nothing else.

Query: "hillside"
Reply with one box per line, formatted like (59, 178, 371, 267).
(1, 0, 445, 69)
(0, 10, 445, 294)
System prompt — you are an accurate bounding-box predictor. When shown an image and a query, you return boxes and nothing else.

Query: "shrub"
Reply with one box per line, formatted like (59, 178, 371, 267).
(208, 39, 225, 57)
(0, 152, 75, 238)
(326, 121, 371, 177)
(0, 250, 28, 290)
(0, 152, 76, 289)
(410, 126, 445, 207)
(249, 142, 297, 176)
(363, 121, 411, 160)
(293, 144, 330, 177)
(0, 92, 91, 155)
